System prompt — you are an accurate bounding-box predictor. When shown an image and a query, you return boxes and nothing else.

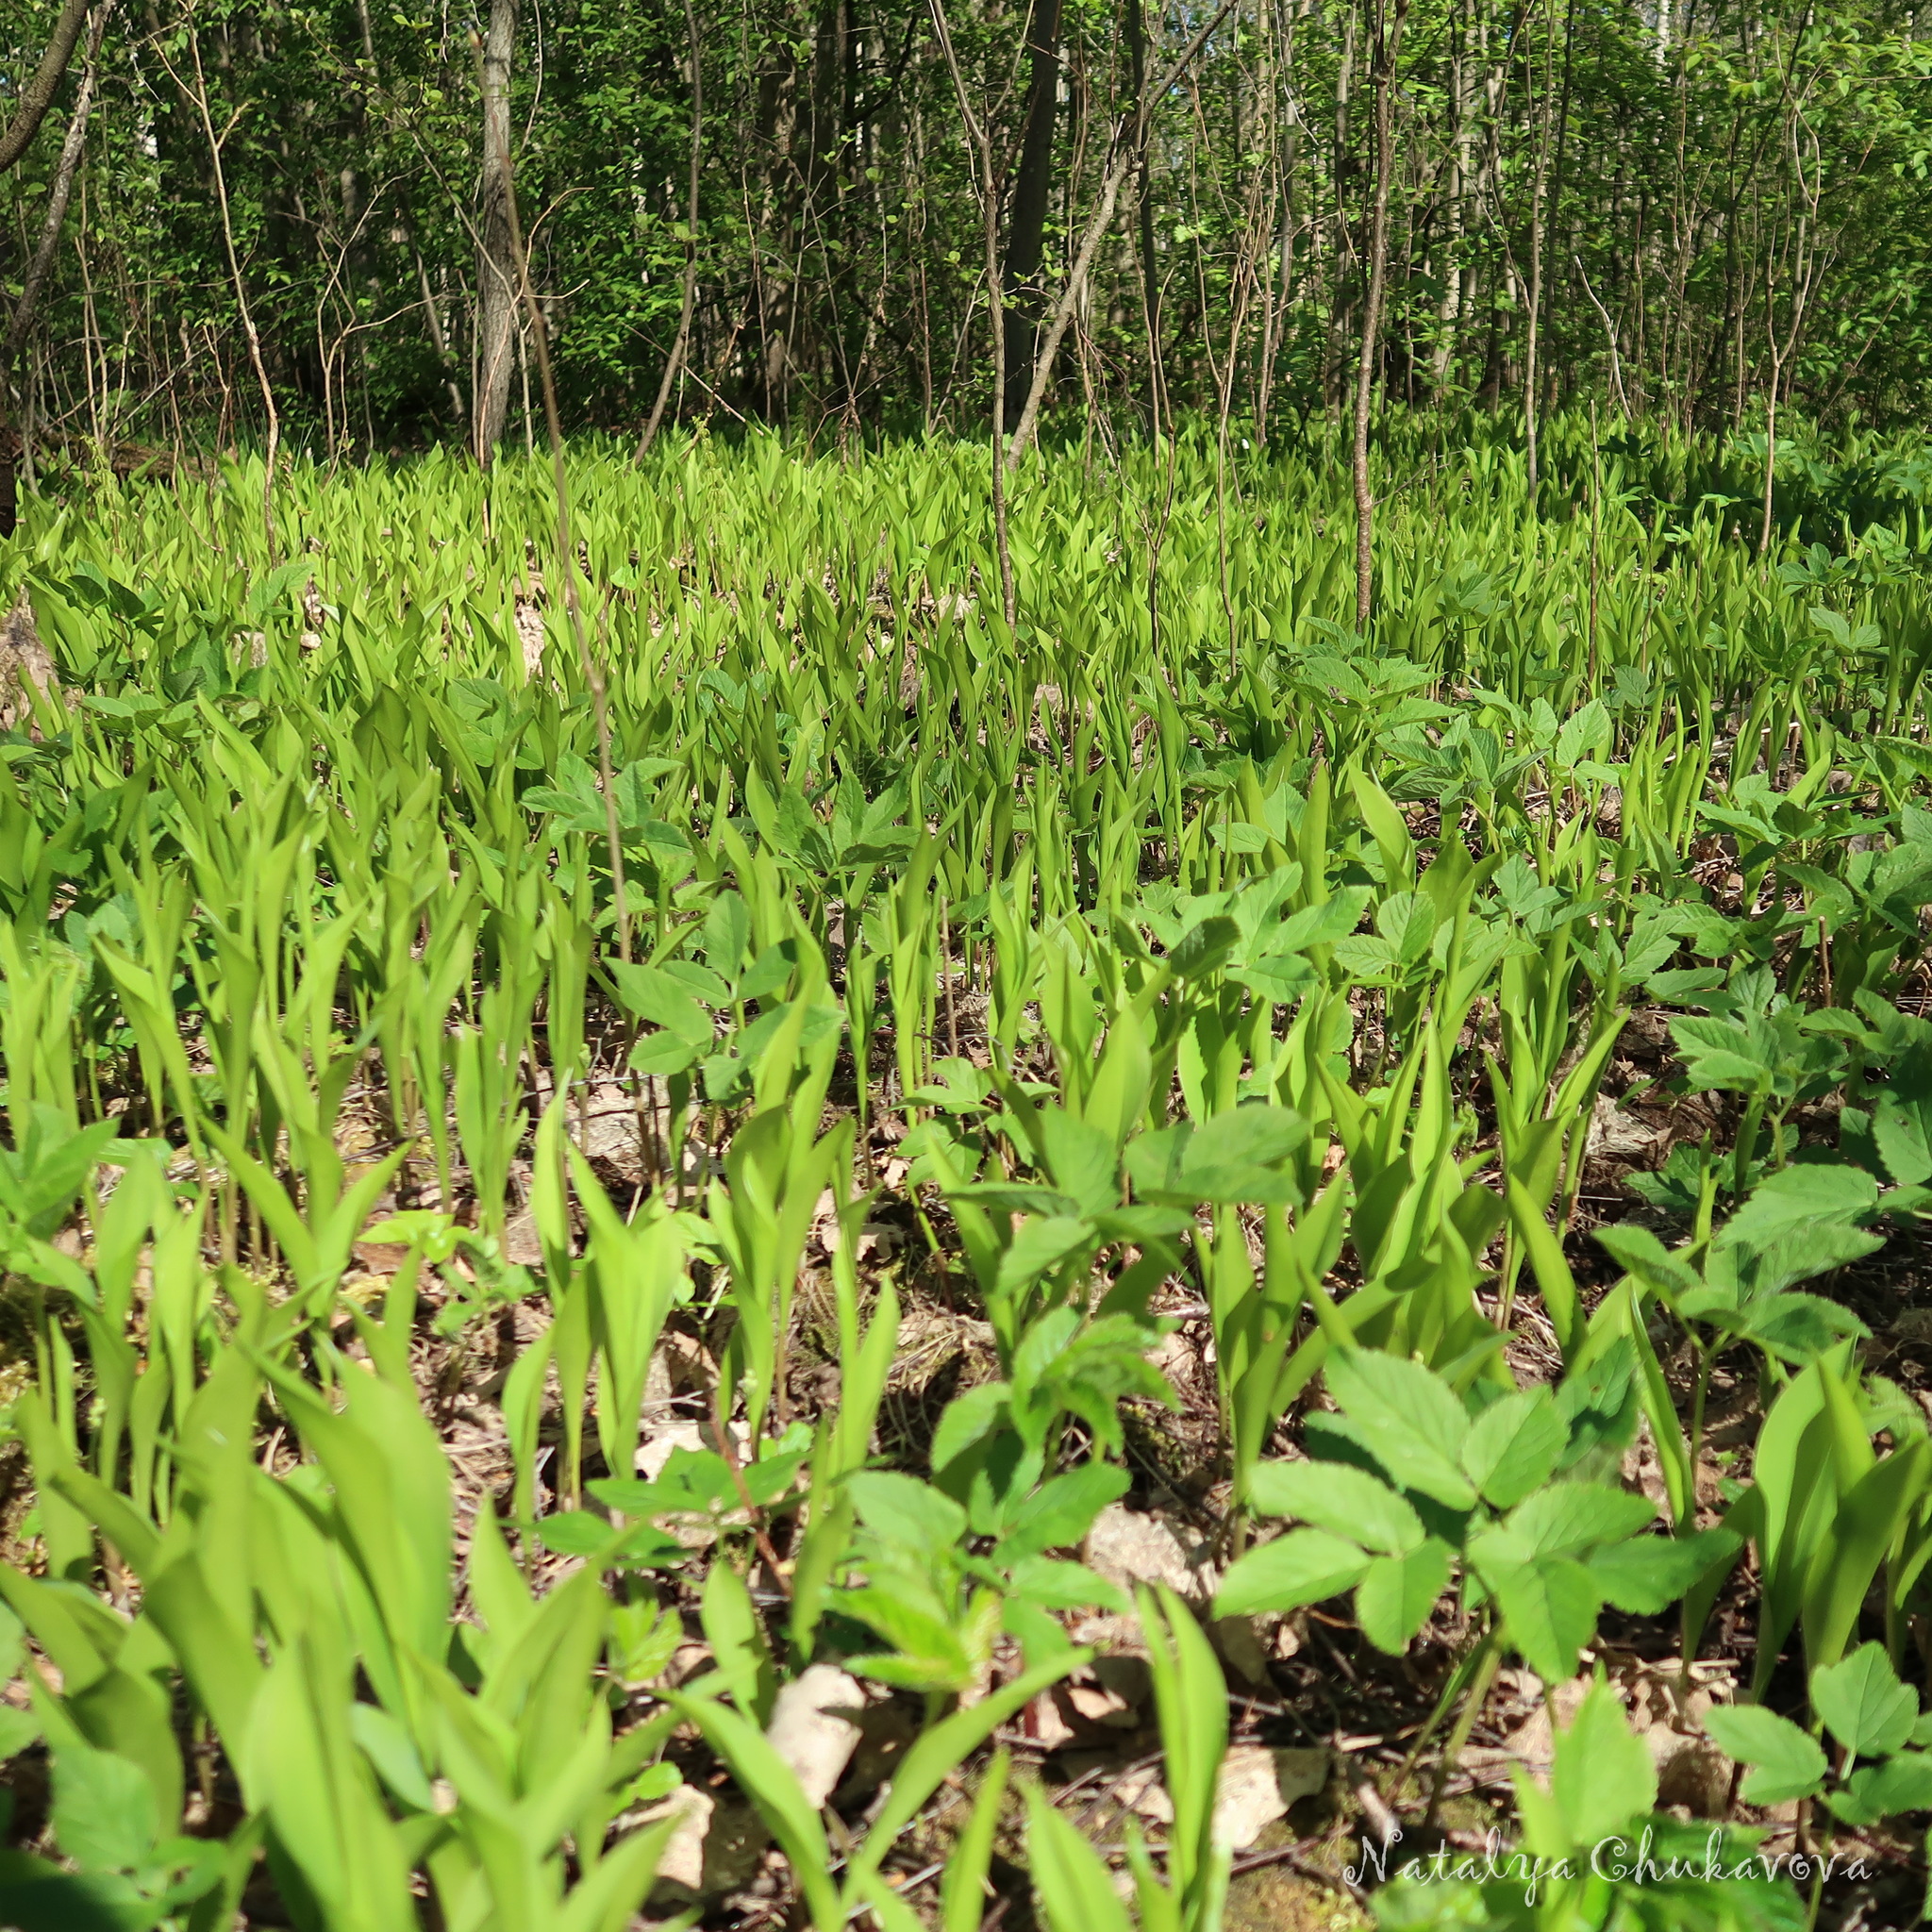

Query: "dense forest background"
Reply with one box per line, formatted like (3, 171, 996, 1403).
(1, 0, 1930, 466)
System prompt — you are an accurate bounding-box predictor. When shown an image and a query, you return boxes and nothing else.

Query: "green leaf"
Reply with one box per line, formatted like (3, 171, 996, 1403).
(1669, 1015, 1773, 1092)
(1460, 1388, 1567, 1508)
(842, 1582, 978, 1691)
(703, 890, 752, 979)
(0, 1707, 40, 1761)
(1587, 1529, 1740, 1615)
(607, 962, 715, 1042)
(994, 1216, 1095, 1297)
(1552, 1677, 1657, 1845)
(350, 1704, 436, 1813)
(849, 1472, 969, 1557)
(998, 1462, 1129, 1563)
(1024, 1785, 1136, 1932)
(1245, 1458, 1424, 1557)
(941, 1749, 1011, 1932)
(537, 1510, 622, 1558)
(1034, 1109, 1119, 1216)
(1374, 891, 1438, 967)
(552, 1815, 678, 1932)
(1739, 1291, 1870, 1360)
(848, 1649, 1083, 1893)
(1873, 1095, 1932, 1187)
(1212, 1528, 1370, 1618)
(701, 1561, 775, 1724)
(1185, 1104, 1308, 1174)
(1168, 916, 1241, 979)
(1702, 1704, 1829, 1805)
(52, 1746, 158, 1874)
(1355, 1540, 1453, 1654)
(1271, 888, 1374, 955)
(1323, 1348, 1474, 1507)
(1470, 1531, 1603, 1684)
(1006, 1557, 1129, 1613)
(1506, 1482, 1654, 1558)
(853, 1870, 929, 1932)
(665, 1689, 836, 1926)
(1128, 1105, 1308, 1206)
(1811, 1641, 1918, 1759)
(930, 1382, 1012, 1476)
(1717, 1160, 1879, 1253)
(1593, 1221, 1698, 1294)
(1828, 1752, 1932, 1825)
(0, 1858, 142, 1932)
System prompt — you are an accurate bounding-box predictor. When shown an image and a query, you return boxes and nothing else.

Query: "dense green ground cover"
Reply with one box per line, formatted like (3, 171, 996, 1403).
(5, 421, 1932, 1928)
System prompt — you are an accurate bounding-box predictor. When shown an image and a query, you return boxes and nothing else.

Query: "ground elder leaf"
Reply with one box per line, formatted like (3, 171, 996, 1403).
(1213, 1529, 1371, 1618)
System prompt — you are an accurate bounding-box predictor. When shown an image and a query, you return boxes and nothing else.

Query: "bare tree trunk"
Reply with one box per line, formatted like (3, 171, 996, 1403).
(1324, 2, 1356, 409)
(1005, 0, 1239, 466)
(2, 17, 104, 373)
(1352, 0, 1407, 631)
(1259, 0, 1312, 443)
(1430, 0, 1467, 391)
(474, 0, 520, 465)
(414, 248, 467, 423)
(639, 0, 704, 457)
(484, 88, 632, 974)
(352, 0, 464, 425)
(0, 3, 109, 538)
(928, 0, 1014, 625)
(1124, 0, 1162, 432)
(1759, 114, 1821, 557)
(0, 0, 93, 173)
(178, 26, 279, 554)
(1003, 0, 1063, 425)
(1522, 0, 1558, 493)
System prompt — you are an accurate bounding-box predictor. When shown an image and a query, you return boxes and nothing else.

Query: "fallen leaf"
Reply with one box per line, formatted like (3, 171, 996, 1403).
(636, 1421, 706, 1479)
(1214, 1743, 1325, 1850)
(764, 1664, 865, 1808)
(1208, 1614, 1271, 1686)
(1587, 1093, 1658, 1163)
(1084, 1504, 1215, 1601)
(1118, 1744, 1329, 1851)
(641, 1784, 712, 1893)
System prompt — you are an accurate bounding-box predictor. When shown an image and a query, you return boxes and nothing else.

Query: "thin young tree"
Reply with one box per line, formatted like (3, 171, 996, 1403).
(929, 0, 1017, 625)
(0, 0, 111, 538)
(638, 0, 704, 458)
(1003, 0, 1063, 427)
(474, 0, 521, 464)
(1352, 0, 1407, 630)
(0, 0, 94, 172)
(1004, 0, 1239, 467)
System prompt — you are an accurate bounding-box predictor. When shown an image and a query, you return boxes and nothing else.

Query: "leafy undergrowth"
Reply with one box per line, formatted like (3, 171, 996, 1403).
(4, 425, 1932, 1929)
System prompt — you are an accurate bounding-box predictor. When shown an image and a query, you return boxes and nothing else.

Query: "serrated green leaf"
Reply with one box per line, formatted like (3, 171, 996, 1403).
(1828, 1752, 1932, 1825)
(1324, 1349, 1474, 1507)
(1702, 1704, 1828, 1805)
(1245, 1458, 1424, 1556)
(1355, 1540, 1453, 1654)
(1506, 1481, 1654, 1557)
(1811, 1641, 1918, 1759)
(1470, 1531, 1603, 1684)
(1552, 1677, 1657, 1845)
(1587, 1529, 1740, 1615)
(52, 1747, 158, 1874)
(1460, 1388, 1567, 1509)
(1213, 1529, 1371, 1618)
